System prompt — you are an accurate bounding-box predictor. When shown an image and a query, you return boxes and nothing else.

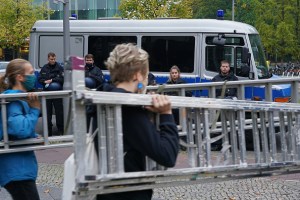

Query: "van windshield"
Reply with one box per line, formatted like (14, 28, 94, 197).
(249, 34, 269, 79)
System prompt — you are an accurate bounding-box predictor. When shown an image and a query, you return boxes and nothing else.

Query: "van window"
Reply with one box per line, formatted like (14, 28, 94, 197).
(206, 37, 245, 46)
(206, 46, 235, 73)
(39, 36, 84, 68)
(141, 36, 195, 73)
(88, 36, 137, 69)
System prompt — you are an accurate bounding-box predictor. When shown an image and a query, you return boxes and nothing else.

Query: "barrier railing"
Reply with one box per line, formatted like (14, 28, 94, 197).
(147, 77, 299, 102)
(1, 56, 300, 199)
(72, 90, 300, 197)
(0, 91, 73, 154)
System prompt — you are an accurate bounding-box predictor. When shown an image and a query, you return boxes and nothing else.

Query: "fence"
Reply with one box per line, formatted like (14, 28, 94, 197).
(0, 91, 73, 153)
(1, 56, 300, 199)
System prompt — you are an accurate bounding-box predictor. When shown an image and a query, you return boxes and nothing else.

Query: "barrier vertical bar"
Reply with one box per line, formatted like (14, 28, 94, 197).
(1, 98, 8, 149)
(252, 111, 261, 163)
(287, 112, 295, 160)
(260, 111, 269, 163)
(187, 108, 196, 167)
(106, 105, 116, 173)
(202, 108, 211, 167)
(237, 110, 247, 165)
(220, 110, 229, 162)
(237, 84, 245, 100)
(229, 111, 238, 164)
(97, 104, 108, 175)
(265, 83, 272, 102)
(195, 108, 203, 167)
(279, 112, 287, 161)
(291, 80, 299, 103)
(268, 111, 277, 162)
(295, 112, 300, 160)
(114, 105, 124, 173)
(41, 96, 49, 145)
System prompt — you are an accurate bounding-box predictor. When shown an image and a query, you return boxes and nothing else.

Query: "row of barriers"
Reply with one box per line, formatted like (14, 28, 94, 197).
(0, 57, 300, 199)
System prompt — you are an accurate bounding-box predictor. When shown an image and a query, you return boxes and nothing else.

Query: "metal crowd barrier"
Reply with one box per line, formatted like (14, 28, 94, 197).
(72, 90, 300, 197)
(147, 77, 299, 102)
(0, 90, 73, 154)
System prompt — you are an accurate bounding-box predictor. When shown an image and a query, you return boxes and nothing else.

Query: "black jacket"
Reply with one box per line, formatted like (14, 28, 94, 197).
(97, 86, 179, 200)
(165, 78, 192, 97)
(38, 62, 64, 88)
(212, 73, 238, 98)
(85, 65, 105, 87)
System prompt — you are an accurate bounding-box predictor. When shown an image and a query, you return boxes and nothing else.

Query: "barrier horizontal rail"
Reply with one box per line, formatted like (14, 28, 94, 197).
(147, 77, 299, 102)
(79, 91, 300, 111)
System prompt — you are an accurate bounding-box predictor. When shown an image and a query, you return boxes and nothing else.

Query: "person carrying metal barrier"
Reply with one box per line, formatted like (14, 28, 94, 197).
(0, 59, 41, 200)
(96, 43, 179, 200)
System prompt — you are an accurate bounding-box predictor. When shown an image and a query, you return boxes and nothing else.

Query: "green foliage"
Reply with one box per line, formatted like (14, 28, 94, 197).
(192, 0, 232, 19)
(0, 0, 50, 58)
(119, 0, 193, 19)
(254, 0, 299, 61)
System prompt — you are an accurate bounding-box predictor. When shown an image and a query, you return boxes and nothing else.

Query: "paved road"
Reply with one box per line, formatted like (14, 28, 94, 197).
(1, 147, 300, 200)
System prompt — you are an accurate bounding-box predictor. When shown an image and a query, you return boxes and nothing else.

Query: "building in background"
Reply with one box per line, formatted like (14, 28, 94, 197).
(34, 0, 120, 20)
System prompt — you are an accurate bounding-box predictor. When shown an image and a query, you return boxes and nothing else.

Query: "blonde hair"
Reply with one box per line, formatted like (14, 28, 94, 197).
(0, 59, 29, 92)
(105, 43, 149, 84)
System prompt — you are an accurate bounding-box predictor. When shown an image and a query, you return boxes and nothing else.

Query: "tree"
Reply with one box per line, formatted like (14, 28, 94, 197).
(0, 0, 50, 58)
(119, 0, 193, 19)
(235, 0, 257, 26)
(254, 0, 297, 62)
(192, 0, 232, 19)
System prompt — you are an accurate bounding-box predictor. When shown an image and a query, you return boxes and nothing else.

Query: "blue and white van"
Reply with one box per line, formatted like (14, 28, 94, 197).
(29, 19, 290, 101)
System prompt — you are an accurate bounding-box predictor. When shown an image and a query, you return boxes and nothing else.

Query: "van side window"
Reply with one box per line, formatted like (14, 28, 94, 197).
(206, 46, 235, 72)
(205, 36, 245, 74)
(141, 36, 195, 73)
(88, 36, 137, 69)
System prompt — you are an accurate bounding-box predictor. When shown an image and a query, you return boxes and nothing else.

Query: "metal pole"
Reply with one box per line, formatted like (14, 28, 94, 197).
(232, 0, 235, 21)
(63, 0, 70, 78)
(61, 0, 72, 135)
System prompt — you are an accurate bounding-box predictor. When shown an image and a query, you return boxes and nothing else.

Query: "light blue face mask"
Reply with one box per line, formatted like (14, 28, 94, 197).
(22, 74, 36, 91)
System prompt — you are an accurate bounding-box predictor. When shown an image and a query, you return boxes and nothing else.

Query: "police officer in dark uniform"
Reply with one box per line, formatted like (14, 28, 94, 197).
(84, 54, 104, 89)
(212, 60, 238, 99)
(38, 52, 64, 136)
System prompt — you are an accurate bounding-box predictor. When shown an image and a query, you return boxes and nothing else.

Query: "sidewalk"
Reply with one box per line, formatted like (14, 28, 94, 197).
(1, 147, 300, 200)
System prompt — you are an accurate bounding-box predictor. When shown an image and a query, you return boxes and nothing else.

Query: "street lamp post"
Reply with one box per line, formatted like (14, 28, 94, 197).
(232, 0, 235, 21)
(53, 0, 70, 82)
(53, 0, 71, 135)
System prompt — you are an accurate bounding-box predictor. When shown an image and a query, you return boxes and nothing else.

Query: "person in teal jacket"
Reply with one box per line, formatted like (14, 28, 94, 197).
(0, 59, 41, 200)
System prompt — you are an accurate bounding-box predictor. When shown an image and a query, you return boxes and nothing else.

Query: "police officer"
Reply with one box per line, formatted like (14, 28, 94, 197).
(38, 52, 64, 136)
(212, 60, 239, 99)
(84, 54, 104, 89)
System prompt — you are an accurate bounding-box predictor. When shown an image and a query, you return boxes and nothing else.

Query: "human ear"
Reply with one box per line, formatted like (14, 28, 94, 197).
(16, 74, 24, 82)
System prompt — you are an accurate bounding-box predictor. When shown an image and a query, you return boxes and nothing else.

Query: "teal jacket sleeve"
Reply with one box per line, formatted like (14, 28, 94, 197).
(7, 101, 40, 139)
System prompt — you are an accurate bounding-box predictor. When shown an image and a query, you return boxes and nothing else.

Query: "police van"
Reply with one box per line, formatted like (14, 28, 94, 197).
(29, 18, 290, 101)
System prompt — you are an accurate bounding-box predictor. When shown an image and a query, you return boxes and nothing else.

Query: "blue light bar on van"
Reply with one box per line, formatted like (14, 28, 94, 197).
(217, 9, 224, 20)
(70, 13, 77, 20)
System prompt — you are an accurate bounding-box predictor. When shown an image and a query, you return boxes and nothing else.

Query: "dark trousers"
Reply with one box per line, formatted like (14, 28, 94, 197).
(46, 98, 64, 135)
(4, 180, 40, 200)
